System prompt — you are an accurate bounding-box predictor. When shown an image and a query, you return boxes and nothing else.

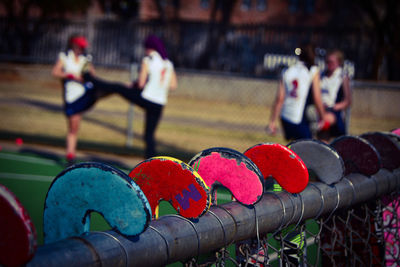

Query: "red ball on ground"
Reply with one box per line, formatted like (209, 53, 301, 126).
(15, 138, 23, 146)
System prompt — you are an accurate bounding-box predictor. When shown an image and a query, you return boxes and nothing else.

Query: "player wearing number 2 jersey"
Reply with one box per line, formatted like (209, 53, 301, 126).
(83, 35, 177, 158)
(268, 45, 327, 141)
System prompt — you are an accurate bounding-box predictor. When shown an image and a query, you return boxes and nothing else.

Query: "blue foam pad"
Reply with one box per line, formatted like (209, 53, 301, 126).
(44, 162, 151, 244)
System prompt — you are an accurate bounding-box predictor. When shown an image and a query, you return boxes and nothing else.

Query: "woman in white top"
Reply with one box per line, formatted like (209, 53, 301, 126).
(318, 50, 352, 141)
(83, 35, 177, 158)
(268, 44, 327, 141)
(52, 35, 97, 164)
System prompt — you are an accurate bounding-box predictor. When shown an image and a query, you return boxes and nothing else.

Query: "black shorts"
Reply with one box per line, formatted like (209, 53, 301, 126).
(63, 81, 97, 116)
(281, 117, 312, 141)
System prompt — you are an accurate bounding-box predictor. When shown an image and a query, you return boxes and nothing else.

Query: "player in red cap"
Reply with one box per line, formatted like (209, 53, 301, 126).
(52, 34, 98, 164)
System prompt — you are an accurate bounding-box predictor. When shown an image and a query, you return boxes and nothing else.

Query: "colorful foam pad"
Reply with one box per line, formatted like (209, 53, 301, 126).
(0, 184, 36, 267)
(44, 162, 151, 244)
(388, 130, 400, 144)
(392, 128, 400, 137)
(360, 132, 400, 171)
(188, 147, 264, 206)
(330, 135, 381, 176)
(244, 143, 309, 193)
(129, 157, 211, 219)
(287, 139, 344, 185)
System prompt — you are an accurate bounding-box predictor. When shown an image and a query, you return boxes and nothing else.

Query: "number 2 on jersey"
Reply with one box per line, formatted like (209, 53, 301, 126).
(289, 79, 298, 98)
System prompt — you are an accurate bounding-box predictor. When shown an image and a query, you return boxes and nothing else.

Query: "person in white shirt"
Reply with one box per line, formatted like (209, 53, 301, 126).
(268, 44, 327, 141)
(317, 50, 352, 141)
(83, 35, 177, 158)
(52, 35, 97, 164)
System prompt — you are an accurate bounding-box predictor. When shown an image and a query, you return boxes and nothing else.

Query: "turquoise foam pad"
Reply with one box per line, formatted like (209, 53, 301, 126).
(44, 162, 151, 244)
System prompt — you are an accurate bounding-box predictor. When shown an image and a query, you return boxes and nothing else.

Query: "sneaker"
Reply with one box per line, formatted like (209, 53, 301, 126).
(66, 153, 76, 167)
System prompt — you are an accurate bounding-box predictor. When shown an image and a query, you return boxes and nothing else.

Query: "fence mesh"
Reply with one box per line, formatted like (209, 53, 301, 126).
(179, 189, 400, 267)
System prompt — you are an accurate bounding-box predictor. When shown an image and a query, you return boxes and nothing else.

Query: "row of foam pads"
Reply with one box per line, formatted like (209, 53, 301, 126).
(1, 131, 400, 266)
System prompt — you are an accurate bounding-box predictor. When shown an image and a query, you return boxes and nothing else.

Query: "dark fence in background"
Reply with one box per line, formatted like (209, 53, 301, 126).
(0, 18, 372, 79)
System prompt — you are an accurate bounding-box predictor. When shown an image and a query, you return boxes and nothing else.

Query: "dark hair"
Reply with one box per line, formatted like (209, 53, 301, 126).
(144, 35, 168, 59)
(298, 44, 315, 69)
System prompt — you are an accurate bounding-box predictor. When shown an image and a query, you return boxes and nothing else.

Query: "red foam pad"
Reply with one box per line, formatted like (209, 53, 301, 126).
(0, 184, 36, 267)
(189, 147, 264, 206)
(129, 157, 210, 219)
(244, 143, 309, 193)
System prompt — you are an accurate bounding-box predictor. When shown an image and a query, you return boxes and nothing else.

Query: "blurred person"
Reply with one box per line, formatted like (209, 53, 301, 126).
(267, 44, 328, 141)
(52, 34, 98, 164)
(317, 49, 352, 142)
(83, 35, 177, 158)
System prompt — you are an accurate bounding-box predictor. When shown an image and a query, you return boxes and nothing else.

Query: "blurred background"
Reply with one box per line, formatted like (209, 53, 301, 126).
(0, 0, 399, 162)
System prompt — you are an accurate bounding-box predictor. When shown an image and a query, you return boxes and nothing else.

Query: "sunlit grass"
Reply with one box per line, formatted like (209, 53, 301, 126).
(1, 63, 399, 160)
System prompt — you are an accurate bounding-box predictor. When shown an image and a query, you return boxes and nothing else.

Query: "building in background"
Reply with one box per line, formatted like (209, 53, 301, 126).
(0, 0, 398, 80)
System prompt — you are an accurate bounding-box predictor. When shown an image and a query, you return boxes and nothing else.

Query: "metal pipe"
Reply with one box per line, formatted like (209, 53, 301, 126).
(27, 168, 400, 267)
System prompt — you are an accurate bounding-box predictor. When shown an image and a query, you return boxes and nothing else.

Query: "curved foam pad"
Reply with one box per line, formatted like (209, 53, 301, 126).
(387, 131, 400, 145)
(288, 139, 344, 185)
(392, 128, 400, 137)
(188, 147, 264, 206)
(0, 184, 37, 267)
(129, 157, 211, 219)
(331, 135, 381, 176)
(44, 162, 151, 244)
(244, 143, 309, 193)
(360, 132, 400, 171)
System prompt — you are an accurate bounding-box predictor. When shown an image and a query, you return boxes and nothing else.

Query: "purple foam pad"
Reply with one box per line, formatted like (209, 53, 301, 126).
(331, 135, 381, 176)
(360, 132, 400, 171)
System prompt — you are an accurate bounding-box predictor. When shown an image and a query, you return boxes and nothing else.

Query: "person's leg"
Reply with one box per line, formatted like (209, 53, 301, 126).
(66, 114, 81, 161)
(144, 104, 163, 158)
(317, 110, 341, 142)
(83, 73, 145, 106)
(332, 110, 346, 136)
(281, 118, 312, 141)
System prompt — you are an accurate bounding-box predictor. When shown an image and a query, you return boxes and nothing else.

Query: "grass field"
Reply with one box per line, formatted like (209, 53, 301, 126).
(0, 63, 399, 265)
(2, 63, 398, 162)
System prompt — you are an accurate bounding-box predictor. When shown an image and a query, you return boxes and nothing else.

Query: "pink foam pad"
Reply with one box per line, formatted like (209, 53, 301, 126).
(0, 184, 37, 267)
(392, 128, 400, 137)
(244, 143, 309, 193)
(129, 157, 211, 219)
(189, 147, 264, 206)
